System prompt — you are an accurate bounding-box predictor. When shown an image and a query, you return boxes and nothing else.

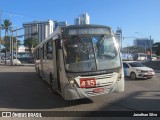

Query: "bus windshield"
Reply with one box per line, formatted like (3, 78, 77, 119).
(63, 35, 121, 72)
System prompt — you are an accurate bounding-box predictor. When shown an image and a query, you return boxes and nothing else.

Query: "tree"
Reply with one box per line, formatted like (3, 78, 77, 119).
(1, 19, 12, 35)
(1, 19, 12, 64)
(152, 42, 160, 56)
(1, 35, 21, 53)
(24, 37, 38, 53)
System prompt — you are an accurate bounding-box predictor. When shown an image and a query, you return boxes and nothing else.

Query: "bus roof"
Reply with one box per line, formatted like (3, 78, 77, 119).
(64, 24, 111, 29)
(34, 24, 112, 50)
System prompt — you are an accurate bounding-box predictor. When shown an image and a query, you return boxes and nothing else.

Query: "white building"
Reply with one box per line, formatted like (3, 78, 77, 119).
(54, 21, 69, 30)
(23, 20, 54, 43)
(18, 45, 28, 53)
(18, 46, 25, 53)
(75, 13, 90, 25)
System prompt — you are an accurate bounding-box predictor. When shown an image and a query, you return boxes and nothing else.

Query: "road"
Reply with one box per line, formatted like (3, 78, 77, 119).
(0, 65, 160, 119)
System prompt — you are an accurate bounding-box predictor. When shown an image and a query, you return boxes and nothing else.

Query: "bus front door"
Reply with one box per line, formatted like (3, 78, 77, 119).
(51, 40, 61, 93)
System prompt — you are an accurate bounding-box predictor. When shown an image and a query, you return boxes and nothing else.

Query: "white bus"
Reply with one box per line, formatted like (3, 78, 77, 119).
(34, 25, 124, 100)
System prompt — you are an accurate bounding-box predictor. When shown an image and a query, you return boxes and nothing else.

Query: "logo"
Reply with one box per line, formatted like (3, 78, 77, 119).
(1, 112, 42, 118)
(2, 112, 11, 117)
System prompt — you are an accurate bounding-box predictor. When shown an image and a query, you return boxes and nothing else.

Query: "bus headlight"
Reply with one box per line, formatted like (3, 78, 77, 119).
(69, 79, 75, 86)
(68, 78, 78, 87)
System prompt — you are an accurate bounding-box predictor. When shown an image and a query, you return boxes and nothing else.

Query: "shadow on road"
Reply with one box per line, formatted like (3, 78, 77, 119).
(124, 77, 152, 81)
(0, 72, 93, 109)
(0, 68, 160, 119)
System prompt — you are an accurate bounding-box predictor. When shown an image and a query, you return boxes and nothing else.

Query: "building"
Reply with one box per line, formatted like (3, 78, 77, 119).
(75, 13, 90, 25)
(133, 38, 154, 50)
(18, 45, 27, 53)
(115, 28, 122, 50)
(23, 20, 54, 43)
(54, 21, 69, 30)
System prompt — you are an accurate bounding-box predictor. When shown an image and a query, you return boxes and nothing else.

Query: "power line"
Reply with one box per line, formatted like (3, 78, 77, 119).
(2, 10, 43, 21)
(2, 12, 24, 18)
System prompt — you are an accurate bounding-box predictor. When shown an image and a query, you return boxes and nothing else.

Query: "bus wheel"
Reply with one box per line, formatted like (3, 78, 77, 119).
(38, 68, 41, 78)
(130, 72, 136, 79)
(50, 74, 56, 93)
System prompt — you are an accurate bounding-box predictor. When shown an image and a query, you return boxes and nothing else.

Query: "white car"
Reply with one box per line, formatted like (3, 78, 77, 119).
(123, 61, 155, 79)
(6, 59, 21, 65)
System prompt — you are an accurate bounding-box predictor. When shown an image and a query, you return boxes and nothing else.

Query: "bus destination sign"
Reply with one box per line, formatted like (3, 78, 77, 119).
(67, 28, 110, 35)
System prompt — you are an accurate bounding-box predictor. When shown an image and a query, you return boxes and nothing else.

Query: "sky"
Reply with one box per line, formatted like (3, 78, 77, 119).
(0, 0, 160, 47)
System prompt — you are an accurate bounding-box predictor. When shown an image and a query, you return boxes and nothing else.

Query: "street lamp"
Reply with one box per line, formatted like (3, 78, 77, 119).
(123, 36, 137, 53)
(9, 26, 23, 65)
(8, 25, 37, 65)
(149, 35, 152, 59)
(9, 26, 16, 65)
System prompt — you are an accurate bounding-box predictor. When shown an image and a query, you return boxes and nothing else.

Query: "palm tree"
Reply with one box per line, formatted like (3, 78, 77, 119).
(24, 37, 38, 54)
(1, 19, 12, 64)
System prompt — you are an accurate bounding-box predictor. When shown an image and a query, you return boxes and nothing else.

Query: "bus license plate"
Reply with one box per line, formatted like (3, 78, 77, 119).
(94, 88, 104, 93)
(80, 78, 96, 88)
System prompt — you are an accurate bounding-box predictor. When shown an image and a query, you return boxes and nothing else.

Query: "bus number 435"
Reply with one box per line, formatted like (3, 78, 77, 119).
(80, 78, 96, 88)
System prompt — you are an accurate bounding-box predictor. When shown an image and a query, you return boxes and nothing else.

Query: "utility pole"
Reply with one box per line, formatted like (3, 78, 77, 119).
(0, 11, 1, 64)
(127, 44, 129, 54)
(16, 27, 18, 60)
(10, 27, 23, 64)
(144, 42, 146, 55)
(11, 30, 13, 65)
(150, 35, 152, 61)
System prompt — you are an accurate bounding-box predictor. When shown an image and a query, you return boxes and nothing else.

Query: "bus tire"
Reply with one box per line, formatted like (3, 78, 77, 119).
(50, 74, 56, 93)
(130, 72, 136, 80)
(38, 68, 41, 78)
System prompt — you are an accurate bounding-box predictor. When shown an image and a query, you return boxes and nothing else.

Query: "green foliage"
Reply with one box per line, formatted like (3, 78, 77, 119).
(0, 36, 21, 51)
(152, 42, 160, 56)
(24, 37, 38, 53)
(1, 19, 12, 35)
(2, 36, 10, 51)
(1, 19, 12, 64)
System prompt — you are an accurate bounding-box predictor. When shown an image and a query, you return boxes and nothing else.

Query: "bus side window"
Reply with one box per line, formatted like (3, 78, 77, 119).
(46, 40, 53, 60)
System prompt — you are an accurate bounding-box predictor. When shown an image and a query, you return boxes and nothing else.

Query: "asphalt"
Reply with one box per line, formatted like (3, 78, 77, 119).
(0, 63, 34, 66)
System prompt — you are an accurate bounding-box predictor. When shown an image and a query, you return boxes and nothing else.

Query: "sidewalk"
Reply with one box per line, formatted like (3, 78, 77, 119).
(0, 63, 34, 66)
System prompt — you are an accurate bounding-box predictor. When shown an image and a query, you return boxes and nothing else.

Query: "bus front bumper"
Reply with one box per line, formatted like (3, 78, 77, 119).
(63, 79, 124, 100)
